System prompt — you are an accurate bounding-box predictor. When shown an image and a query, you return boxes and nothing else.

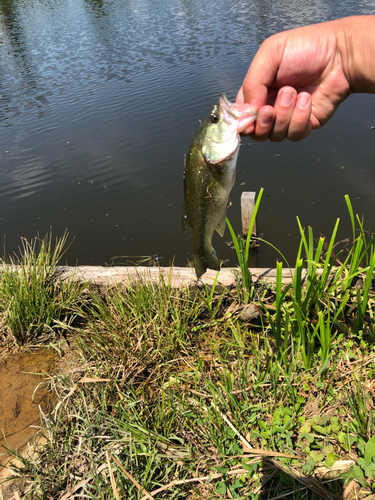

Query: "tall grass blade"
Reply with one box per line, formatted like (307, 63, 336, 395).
(227, 188, 263, 303)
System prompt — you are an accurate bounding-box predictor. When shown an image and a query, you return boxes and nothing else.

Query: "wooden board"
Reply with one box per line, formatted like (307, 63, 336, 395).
(56, 266, 319, 288)
(241, 191, 257, 236)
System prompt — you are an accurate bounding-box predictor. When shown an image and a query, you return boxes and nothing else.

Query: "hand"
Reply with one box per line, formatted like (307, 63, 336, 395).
(236, 19, 355, 142)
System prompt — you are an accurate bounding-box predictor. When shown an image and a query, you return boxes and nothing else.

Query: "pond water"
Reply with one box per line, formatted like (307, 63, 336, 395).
(1, 0, 375, 269)
(0, 349, 56, 468)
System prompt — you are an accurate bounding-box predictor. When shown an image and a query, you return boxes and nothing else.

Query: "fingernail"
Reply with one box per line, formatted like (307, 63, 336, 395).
(279, 88, 294, 107)
(297, 92, 310, 110)
(259, 111, 273, 127)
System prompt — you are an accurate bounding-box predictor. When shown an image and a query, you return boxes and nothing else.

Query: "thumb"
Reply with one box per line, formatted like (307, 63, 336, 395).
(240, 37, 282, 111)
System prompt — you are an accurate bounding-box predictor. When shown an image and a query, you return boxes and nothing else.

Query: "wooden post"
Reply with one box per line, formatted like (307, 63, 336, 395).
(241, 191, 257, 237)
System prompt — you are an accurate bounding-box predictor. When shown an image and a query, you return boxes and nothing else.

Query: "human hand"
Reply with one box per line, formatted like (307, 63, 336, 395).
(237, 19, 355, 142)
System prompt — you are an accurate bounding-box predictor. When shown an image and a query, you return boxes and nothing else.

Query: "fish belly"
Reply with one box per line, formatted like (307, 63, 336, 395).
(184, 150, 238, 278)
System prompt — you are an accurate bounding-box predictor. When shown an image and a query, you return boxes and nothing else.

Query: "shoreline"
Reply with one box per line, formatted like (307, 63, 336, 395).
(56, 265, 319, 287)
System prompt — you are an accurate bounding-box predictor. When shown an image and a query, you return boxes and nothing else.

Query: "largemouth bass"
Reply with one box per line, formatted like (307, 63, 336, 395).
(182, 93, 257, 278)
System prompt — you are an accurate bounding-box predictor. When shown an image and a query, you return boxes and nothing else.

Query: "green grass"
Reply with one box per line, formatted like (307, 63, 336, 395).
(0, 232, 86, 345)
(1, 209, 375, 499)
(226, 187, 263, 304)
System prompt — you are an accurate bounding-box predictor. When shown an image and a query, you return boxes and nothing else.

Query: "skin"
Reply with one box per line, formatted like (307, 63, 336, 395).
(236, 16, 375, 142)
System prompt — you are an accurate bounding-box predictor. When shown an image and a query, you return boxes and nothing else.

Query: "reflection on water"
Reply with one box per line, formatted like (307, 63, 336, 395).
(0, 0, 375, 268)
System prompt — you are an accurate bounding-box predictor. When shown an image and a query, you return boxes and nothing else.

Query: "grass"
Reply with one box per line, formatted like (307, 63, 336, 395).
(226, 187, 263, 304)
(0, 232, 85, 345)
(1, 203, 375, 499)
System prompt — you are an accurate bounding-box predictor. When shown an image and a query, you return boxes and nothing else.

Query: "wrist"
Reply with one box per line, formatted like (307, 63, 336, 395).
(335, 16, 375, 94)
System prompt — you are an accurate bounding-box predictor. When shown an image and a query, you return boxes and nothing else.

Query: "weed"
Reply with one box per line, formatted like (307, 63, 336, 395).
(226, 187, 264, 304)
(2, 197, 375, 499)
(0, 232, 85, 344)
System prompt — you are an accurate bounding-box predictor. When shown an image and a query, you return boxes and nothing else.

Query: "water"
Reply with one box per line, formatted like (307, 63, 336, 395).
(0, 349, 56, 467)
(1, 0, 375, 268)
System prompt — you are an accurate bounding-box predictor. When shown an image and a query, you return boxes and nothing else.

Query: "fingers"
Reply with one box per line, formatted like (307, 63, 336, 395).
(248, 89, 312, 142)
(241, 35, 282, 111)
(248, 106, 275, 141)
(288, 92, 313, 141)
(236, 86, 245, 106)
(236, 87, 259, 135)
(269, 87, 297, 141)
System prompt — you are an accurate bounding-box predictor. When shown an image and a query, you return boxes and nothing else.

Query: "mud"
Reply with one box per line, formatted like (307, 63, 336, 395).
(0, 349, 57, 469)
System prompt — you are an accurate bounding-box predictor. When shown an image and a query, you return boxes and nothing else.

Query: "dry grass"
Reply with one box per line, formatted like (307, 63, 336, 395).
(0, 230, 375, 499)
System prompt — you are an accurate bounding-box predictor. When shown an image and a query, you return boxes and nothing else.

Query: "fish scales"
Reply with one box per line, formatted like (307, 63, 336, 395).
(182, 93, 257, 278)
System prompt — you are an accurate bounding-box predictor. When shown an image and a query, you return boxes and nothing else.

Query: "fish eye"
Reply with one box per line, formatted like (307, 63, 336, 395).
(211, 113, 219, 123)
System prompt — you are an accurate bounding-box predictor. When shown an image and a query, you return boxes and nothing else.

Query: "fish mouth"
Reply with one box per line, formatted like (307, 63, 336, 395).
(219, 93, 242, 119)
(203, 94, 241, 165)
(219, 93, 257, 133)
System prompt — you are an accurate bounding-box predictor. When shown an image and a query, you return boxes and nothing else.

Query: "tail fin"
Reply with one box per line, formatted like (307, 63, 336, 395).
(193, 247, 220, 278)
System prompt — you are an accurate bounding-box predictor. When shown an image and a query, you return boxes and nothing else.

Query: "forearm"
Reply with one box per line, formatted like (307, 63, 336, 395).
(335, 16, 375, 94)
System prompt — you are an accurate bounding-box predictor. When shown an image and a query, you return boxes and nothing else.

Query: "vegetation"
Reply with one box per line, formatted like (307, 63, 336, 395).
(0, 232, 85, 345)
(1, 199, 375, 499)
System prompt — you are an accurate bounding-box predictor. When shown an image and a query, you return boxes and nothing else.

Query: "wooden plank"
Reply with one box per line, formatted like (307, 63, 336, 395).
(56, 266, 322, 288)
(241, 191, 256, 236)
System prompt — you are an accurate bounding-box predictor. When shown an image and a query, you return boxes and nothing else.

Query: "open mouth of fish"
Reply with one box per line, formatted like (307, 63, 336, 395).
(220, 93, 257, 133)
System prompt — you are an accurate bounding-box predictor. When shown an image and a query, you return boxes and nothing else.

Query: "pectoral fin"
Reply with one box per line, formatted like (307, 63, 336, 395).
(215, 214, 226, 237)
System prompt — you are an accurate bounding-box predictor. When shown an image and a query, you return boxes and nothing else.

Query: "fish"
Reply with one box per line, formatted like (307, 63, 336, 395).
(182, 93, 257, 278)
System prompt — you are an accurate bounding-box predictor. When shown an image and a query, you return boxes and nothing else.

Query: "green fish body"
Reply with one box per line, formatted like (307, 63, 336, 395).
(183, 94, 256, 278)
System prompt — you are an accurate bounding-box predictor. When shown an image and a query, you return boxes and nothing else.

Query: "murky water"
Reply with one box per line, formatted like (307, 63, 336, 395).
(0, 349, 56, 466)
(1, 0, 375, 268)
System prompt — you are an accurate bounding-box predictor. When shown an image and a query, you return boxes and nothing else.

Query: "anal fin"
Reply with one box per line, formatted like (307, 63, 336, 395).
(215, 214, 226, 237)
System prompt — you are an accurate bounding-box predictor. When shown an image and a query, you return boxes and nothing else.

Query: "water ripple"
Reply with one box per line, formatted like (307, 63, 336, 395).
(0, 0, 375, 265)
